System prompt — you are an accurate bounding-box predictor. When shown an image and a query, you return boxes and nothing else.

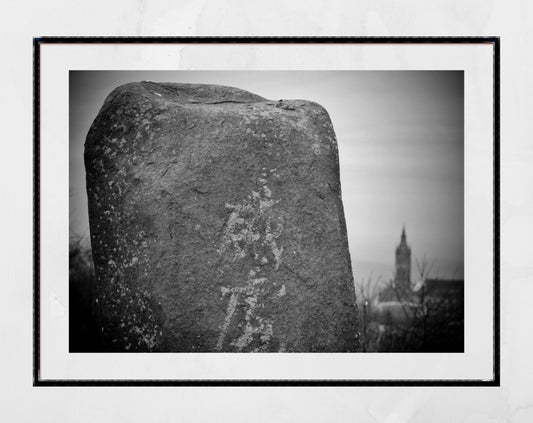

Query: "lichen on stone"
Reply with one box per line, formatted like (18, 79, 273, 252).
(96, 279, 162, 351)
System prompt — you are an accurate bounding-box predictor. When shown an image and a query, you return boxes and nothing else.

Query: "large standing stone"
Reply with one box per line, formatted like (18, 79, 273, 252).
(85, 82, 359, 352)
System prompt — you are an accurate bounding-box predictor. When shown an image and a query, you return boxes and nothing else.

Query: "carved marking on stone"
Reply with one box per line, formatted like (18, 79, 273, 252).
(216, 173, 286, 351)
(216, 291, 238, 351)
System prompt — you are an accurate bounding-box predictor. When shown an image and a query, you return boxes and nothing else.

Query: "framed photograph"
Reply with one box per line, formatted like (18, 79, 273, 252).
(34, 37, 499, 386)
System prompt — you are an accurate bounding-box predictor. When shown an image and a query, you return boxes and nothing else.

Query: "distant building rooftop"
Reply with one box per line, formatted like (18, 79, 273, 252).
(423, 279, 464, 298)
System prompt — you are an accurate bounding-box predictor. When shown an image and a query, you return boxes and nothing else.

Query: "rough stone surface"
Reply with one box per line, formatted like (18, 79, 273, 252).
(85, 82, 359, 352)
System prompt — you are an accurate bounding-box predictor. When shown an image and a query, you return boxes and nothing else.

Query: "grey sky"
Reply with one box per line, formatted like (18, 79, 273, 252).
(70, 71, 464, 279)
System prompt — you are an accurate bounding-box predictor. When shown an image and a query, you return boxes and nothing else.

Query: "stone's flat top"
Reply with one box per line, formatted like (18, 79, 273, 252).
(88, 81, 337, 160)
(106, 81, 267, 106)
(99, 81, 328, 117)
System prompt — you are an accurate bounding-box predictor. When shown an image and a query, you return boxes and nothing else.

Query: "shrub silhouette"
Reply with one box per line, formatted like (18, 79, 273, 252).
(69, 233, 102, 351)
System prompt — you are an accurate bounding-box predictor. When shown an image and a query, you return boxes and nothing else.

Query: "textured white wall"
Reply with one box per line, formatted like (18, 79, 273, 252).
(1, 1, 531, 422)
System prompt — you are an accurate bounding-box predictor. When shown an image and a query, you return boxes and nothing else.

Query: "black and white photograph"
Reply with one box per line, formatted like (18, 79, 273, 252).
(69, 70, 464, 354)
(34, 39, 497, 386)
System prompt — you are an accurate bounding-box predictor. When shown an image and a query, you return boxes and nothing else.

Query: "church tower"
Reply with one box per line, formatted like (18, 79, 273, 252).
(395, 226, 411, 291)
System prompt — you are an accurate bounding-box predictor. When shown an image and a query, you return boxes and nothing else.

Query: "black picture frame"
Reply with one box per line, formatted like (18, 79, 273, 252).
(33, 36, 500, 387)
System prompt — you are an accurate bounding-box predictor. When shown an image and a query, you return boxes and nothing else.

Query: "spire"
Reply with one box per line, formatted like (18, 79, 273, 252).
(401, 225, 406, 243)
